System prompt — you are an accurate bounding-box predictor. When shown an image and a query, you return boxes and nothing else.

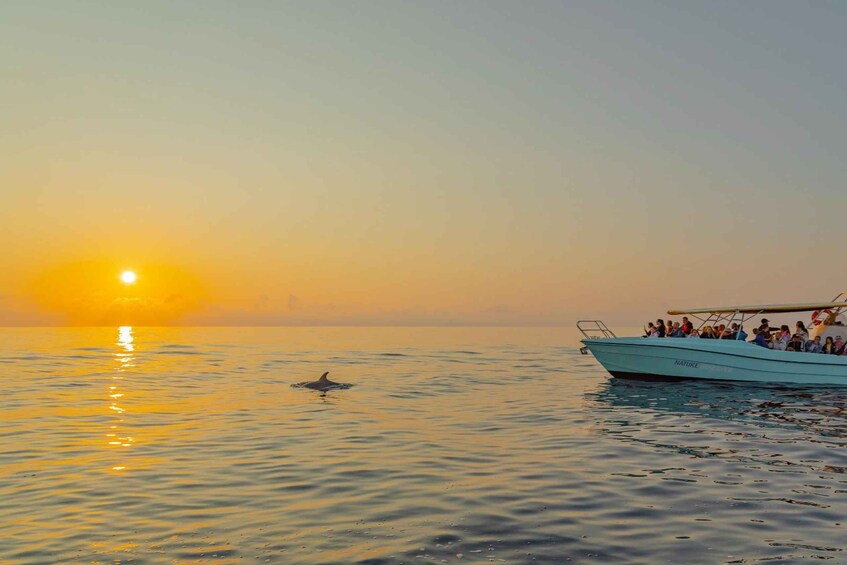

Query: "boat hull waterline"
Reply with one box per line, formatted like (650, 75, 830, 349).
(581, 337, 847, 385)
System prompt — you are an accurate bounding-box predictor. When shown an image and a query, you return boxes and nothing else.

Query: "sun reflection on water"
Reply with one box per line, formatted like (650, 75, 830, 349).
(108, 326, 136, 470)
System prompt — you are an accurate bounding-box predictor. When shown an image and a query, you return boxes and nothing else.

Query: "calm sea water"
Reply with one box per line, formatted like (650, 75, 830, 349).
(2, 326, 847, 564)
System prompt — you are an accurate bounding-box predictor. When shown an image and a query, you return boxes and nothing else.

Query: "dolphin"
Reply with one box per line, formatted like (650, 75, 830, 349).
(293, 371, 351, 392)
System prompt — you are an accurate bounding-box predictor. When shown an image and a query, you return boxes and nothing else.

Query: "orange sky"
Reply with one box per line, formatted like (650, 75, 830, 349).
(2, 2, 846, 326)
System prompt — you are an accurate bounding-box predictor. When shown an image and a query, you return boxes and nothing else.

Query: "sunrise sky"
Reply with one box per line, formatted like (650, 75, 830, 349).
(2, 1, 846, 326)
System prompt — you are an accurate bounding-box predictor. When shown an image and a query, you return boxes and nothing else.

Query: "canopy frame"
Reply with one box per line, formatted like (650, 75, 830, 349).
(668, 293, 847, 339)
(668, 298, 847, 316)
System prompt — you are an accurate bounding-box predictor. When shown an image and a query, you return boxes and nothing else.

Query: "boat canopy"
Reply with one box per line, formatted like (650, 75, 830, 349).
(668, 302, 847, 316)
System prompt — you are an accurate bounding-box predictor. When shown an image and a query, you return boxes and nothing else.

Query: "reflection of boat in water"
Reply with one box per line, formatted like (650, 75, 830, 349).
(578, 296, 847, 385)
(591, 378, 847, 446)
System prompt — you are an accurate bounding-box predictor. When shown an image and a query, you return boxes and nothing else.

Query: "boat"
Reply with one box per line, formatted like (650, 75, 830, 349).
(578, 294, 847, 385)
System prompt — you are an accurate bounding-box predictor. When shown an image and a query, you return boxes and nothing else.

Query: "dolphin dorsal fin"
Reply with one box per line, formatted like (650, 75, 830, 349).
(319, 372, 329, 381)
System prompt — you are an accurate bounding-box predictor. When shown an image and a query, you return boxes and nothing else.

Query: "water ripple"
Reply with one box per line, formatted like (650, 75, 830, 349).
(2, 327, 847, 563)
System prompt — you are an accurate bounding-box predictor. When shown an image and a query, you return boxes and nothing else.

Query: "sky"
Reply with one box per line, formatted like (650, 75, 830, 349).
(2, 0, 846, 326)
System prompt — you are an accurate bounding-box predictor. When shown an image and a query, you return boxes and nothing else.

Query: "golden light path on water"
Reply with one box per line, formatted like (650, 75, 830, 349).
(109, 326, 135, 471)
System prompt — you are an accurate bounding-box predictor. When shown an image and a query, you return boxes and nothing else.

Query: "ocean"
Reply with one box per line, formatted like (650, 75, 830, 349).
(1, 326, 846, 563)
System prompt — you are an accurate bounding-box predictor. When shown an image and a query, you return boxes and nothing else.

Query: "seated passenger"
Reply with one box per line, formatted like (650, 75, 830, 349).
(644, 322, 657, 337)
(681, 316, 693, 335)
(774, 325, 792, 349)
(724, 322, 744, 341)
(700, 326, 715, 339)
(669, 322, 685, 338)
(805, 336, 822, 352)
(665, 320, 674, 337)
(656, 319, 666, 338)
(771, 328, 790, 351)
(788, 334, 804, 352)
(687, 328, 700, 338)
(835, 336, 845, 355)
(822, 336, 837, 354)
(736, 325, 748, 342)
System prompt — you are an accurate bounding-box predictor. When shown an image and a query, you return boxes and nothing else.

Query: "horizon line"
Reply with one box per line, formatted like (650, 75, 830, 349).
(0, 323, 600, 329)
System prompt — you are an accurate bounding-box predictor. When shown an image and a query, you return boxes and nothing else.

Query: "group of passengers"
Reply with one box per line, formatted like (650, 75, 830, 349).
(644, 317, 747, 341)
(645, 317, 847, 354)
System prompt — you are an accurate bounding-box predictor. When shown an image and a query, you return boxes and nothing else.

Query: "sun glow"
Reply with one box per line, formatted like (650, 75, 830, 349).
(120, 271, 137, 285)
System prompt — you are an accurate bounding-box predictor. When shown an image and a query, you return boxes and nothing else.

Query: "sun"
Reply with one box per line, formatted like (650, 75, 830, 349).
(120, 270, 137, 285)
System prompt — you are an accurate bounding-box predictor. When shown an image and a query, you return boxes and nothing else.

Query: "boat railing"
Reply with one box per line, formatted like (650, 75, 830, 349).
(577, 320, 618, 340)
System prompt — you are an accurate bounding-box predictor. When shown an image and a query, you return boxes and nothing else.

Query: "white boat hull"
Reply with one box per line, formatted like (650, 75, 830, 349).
(582, 337, 847, 386)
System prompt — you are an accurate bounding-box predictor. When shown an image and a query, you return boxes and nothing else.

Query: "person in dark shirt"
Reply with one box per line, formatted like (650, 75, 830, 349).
(656, 319, 666, 338)
(822, 336, 837, 354)
(795, 321, 809, 342)
(681, 317, 693, 335)
(754, 330, 769, 348)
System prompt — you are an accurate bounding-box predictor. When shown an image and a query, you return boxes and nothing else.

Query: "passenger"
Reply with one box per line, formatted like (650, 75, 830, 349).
(716, 324, 727, 338)
(759, 319, 772, 336)
(795, 321, 809, 341)
(750, 327, 759, 342)
(669, 322, 685, 338)
(725, 322, 743, 340)
(656, 319, 666, 338)
(788, 334, 804, 352)
(754, 329, 770, 348)
(665, 320, 674, 337)
(681, 316, 693, 335)
(805, 336, 822, 353)
(771, 327, 790, 351)
(822, 336, 837, 354)
(736, 325, 748, 342)
(783, 325, 793, 344)
(701, 326, 715, 339)
(687, 328, 701, 338)
(835, 335, 845, 355)
(644, 322, 657, 338)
